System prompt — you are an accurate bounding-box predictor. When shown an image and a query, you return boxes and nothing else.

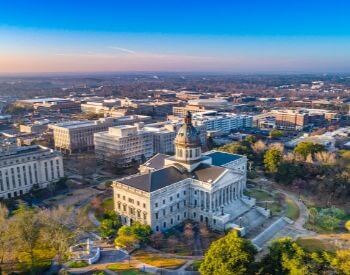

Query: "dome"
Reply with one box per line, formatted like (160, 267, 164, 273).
(174, 112, 201, 148)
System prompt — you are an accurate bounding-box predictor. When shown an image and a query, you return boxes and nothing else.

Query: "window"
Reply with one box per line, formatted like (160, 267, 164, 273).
(177, 215, 180, 221)
(170, 196, 173, 201)
(193, 212, 196, 218)
(170, 206, 173, 212)
(194, 190, 197, 195)
(143, 213, 147, 220)
(183, 191, 186, 195)
(155, 202, 158, 208)
(128, 198, 134, 203)
(177, 203, 180, 209)
(184, 212, 186, 218)
(143, 203, 146, 208)
(162, 199, 165, 204)
(137, 201, 140, 206)
(177, 193, 179, 198)
(122, 196, 126, 200)
(155, 212, 159, 219)
(163, 209, 166, 216)
(156, 226, 159, 232)
(163, 222, 166, 228)
(171, 218, 173, 225)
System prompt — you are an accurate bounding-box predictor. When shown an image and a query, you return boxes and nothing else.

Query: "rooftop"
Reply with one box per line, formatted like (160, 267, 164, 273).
(205, 151, 243, 166)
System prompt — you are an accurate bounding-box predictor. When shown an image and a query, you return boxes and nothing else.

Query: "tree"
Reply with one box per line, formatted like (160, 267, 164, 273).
(251, 140, 267, 156)
(114, 223, 152, 250)
(38, 206, 81, 264)
(345, 220, 350, 232)
(270, 129, 284, 139)
(12, 204, 43, 272)
(331, 250, 350, 275)
(218, 142, 253, 159)
(0, 204, 13, 267)
(199, 230, 257, 275)
(150, 232, 164, 249)
(99, 218, 121, 239)
(294, 142, 325, 159)
(264, 148, 282, 173)
(258, 238, 332, 275)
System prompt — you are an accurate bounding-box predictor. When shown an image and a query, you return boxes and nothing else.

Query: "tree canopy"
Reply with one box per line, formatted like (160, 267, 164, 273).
(294, 142, 325, 159)
(199, 230, 257, 275)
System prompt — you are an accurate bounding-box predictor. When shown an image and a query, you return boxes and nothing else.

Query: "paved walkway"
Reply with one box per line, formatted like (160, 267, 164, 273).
(88, 210, 101, 226)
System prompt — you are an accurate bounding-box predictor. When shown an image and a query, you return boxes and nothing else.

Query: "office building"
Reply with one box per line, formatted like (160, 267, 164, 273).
(0, 145, 64, 199)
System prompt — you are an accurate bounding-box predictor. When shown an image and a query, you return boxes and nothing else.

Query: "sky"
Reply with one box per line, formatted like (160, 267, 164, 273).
(1, 0, 350, 74)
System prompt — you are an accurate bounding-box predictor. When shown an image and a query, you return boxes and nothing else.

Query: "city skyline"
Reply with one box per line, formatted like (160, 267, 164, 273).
(1, 0, 350, 74)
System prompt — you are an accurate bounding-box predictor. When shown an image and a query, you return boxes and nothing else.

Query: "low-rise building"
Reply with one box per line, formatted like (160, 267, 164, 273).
(0, 145, 64, 199)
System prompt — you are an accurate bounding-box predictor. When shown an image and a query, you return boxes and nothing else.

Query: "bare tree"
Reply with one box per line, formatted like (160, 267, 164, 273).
(252, 140, 267, 155)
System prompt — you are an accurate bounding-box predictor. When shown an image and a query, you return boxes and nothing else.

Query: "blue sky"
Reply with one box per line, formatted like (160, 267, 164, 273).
(1, 0, 350, 73)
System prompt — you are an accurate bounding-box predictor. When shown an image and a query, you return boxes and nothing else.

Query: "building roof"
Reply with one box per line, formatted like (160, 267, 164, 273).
(192, 163, 226, 183)
(118, 161, 230, 192)
(118, 166, 188, 192)
(206, 151, 243, 166)
(142, 153, 169, 170)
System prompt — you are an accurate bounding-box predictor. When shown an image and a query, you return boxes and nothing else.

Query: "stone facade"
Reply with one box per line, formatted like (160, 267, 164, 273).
(112, 112, 258, 233)
(0, 145, 64, 199)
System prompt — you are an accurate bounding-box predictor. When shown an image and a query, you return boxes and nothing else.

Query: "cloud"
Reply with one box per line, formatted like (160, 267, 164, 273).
(108, 46, 136, 54)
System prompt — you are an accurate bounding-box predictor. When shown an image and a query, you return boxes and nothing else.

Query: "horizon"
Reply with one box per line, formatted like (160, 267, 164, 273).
(1, 0, 350, 74)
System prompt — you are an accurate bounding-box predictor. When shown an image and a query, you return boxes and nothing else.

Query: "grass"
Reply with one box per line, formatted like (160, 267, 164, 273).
(285, 197, 300, 220)
(107, 262, 150, 274)
(132, 251, 186, 269)
(296, 237, 337, 253)
(245, 188, 273, 201)
(95, 197, 114, 221)
(67, 260, 89, 268)
(101, 197, 114, 211)
(186, 260, 203, 271)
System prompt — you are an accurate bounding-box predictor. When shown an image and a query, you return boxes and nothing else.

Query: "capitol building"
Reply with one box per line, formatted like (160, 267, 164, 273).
(112, 112, 269, 235)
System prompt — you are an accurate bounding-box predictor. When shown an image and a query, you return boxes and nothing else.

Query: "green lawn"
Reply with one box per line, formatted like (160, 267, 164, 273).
(296, 237, 337, 253)
(245, 188, 273, 201)
(67, 260, 88, 268)
(95, 197, 114, 221)
(102, 197, 114, 211)
(132, 251, 186, 269)
(107, 262, 151, 274)
(186, 260, 203, 271)
(285, 198, 300, 220)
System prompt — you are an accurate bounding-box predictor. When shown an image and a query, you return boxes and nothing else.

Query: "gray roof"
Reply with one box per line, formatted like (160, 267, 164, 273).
(118, 162, 228, 192)
(206, 151, 243, 166)
(118, 166, 188, 192)
(192, 163, 226, 182)
(142, 153, 169, 170)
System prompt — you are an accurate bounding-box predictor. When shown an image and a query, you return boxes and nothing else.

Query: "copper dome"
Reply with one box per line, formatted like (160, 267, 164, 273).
(174, 112, 201, 148)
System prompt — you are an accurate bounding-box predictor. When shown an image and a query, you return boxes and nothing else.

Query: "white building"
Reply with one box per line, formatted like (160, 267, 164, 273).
(0, 145, 64, 199)
(112, 112, 268, 234)
(192, 111, 253, 134)
(94, 124, 154, 168)
(50, 116, 151, 154)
